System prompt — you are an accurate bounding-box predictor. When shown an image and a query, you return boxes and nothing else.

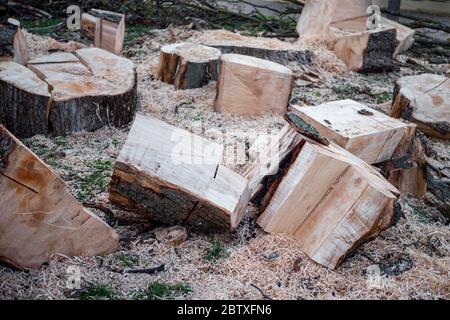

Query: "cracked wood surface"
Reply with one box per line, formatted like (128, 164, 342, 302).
(109, 114, 251, 232)
(214, 54, 293, 116)
(0, 47, 137, 137)
(0, 126, 118, 269)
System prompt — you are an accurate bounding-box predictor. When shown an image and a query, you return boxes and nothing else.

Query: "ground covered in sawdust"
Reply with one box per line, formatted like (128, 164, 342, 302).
(0, 27, 449, 300)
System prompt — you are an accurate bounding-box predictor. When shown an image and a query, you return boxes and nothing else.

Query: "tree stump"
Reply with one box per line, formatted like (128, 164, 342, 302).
(214, 54, 293, 116)
(291, 100, 409, 164)
(156, 42, 221, 90)
(0, 126, 118, 269)
(109, 114, 251, 233)
(255, 130, 399, 269)
(391, 74, 450, 139)
(0, 47, 137, 138)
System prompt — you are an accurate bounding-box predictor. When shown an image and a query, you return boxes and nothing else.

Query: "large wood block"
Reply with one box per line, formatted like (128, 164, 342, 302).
(0, 126, 119, 269)
(0, 48, 137, 138)
(109, 114, 251, 233)
(214, 54, 293, 116)
(292, 100, 408, 164)
(256, 132, 399, 269)
(391, 74, 450, 140)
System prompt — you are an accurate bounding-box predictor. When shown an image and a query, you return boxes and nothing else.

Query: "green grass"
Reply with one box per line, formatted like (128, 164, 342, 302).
(203, 238, 226, 262)
(115, 253, 139, 268)
(20, 18, 64, 35)
(78, 284, 116, 300)
(132, 282, 192, 300)
(76, 159, 114, 201)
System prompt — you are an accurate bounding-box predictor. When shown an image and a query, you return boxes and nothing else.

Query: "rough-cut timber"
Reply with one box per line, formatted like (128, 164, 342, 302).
(109, 114, 251, 233)
(291, 100, 408, 164)
(377, 123, 427, 198)
(296, 0, 414, 58)
(0, 126, 119, 269)
(0, 18, 29, 64)
(193, 30, 315, 66)
(214, 54, 293, 116)
(391, 74, 450, 139)
(156, 42, 221, 90)
(256, 133, 399, 269)
(0, 48, 137, 138)
(81, 9, 125, 54)
(329, 17, 398, 73)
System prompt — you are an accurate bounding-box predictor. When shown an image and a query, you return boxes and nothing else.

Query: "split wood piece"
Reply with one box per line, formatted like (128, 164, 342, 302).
(80, 9, 125, 54)
(0, 126, 119, 269)
(257, 134, 399, 269)
(0, 18, 29, 64)
(156, 42, 221, 90)
(0, 48, 137, 138)
(378, 123, 427, 198)
(391, 74, 450, 139)
(291, 100, 408, 164)
(109, 114, 251, 233)
(296, 0, 414, 58)
(329, 17, 398, 73)
(214, 54, 293, 116)
(194, 30, 315, 66)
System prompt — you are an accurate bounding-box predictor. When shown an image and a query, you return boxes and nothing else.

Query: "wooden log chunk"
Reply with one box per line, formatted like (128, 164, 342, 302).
(291, 100, 408, 164)
(0, 18, 29, 64)
(109, 114, 251, 233)
(381, 17, 415, 57)
(80, 9, 125, 54)
(0, 126, 119, 269)
(156, 42, 221, 90)
(256, 132, 399, 269)
(214, 54, 293, 116)
(0, 48, 137, 138)
(192, 30, 315, 66)
(391, 74, 450, 139)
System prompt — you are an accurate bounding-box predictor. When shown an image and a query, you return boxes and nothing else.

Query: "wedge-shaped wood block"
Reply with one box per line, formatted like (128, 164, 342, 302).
(292, 100, 408, 164)
(0, 126, 119, 269)
(257, 133, 399, 269)
(109, 114, 251, 232)
(214, 54, 293, 116)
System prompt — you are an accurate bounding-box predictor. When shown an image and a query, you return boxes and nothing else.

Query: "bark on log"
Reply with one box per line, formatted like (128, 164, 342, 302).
(0, 48, 137, 138)
(255, 131, 399, 269)
(214, 54, 293, 116)
(109, 114, 251, 233)
(0, 19, 29, 64)
(0, 126, 119, 269)
(391, 74, 450, 139)
(156, 42, 221, 90)
(291, 100, 409, 164)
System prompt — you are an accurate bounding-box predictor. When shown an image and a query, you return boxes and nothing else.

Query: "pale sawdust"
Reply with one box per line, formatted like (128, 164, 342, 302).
(1, 29, 449, 300)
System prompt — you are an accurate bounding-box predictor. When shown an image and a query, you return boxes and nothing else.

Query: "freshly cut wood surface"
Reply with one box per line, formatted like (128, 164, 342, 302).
(81, 10, 125, 54)
(0, 48, 137, 137)
(257, 134, 399, 269)
(391, 74, 450, 139)
(0, 126, 119, 269)
(214, 54, 293, 116)
(109, 114, 251, 232)
(156, 42, 221, 90)
(292, 100, 408, 164)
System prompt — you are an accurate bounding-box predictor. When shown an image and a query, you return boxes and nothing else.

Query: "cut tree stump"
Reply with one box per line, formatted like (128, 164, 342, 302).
(377, 123, 427, 198)
(0, 18, 29, 65)
(391, 74, 450, 139)
(192, 30, 315, 66)
(255, 130, 399, 269)
(109, 114, 251, 233)
(291, 100, 408, 164)
(0, 47, 137, 138)
(155, 42, 221, 90)
(80, 9, 125, 54)
(0, 126, 119, 269)
(297, 0, 414, 59)
(214, 54, 293, 116)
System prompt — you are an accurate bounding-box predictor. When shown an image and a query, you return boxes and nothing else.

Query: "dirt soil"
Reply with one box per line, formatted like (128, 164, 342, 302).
(0, 26, 449, 300)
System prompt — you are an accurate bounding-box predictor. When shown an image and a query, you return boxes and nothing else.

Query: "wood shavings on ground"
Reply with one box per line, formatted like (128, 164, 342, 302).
(0, 27, 449, 300)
